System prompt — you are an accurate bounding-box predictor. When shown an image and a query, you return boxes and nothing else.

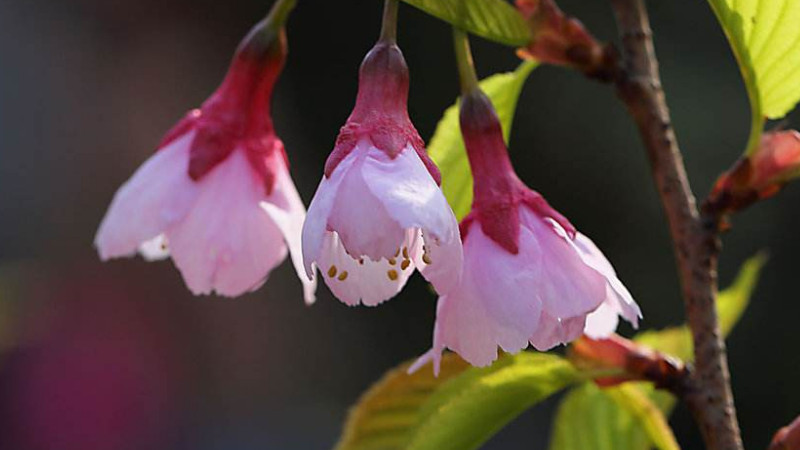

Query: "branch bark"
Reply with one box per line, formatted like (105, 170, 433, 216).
(607, 0, 743, 448)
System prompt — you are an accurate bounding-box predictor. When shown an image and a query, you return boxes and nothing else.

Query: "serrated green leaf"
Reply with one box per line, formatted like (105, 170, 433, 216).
(336, 352, 585, 450)
(429, 61, 537, 220)
(634, 253, 767, 360)
(550, 383, 679, 450)
(408, 353, 580, 450)
(335, 354, 471, 450)
(400, 0, 531, 46)
(706, 0, 800, 154)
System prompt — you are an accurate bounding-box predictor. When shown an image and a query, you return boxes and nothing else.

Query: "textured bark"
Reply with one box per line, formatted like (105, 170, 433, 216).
(608, 0, 743, 449)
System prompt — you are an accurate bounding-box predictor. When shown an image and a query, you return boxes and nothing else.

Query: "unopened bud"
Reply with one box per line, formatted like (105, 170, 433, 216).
(770, 415, 800, 450)
(570, 335, 687, 392)
(515, 0, 613, 79)
(707, 130, 800, 215)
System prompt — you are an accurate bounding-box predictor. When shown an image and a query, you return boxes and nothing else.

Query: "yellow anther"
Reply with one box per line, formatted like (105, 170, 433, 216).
(338, 271, 349, 281)
(388, 258, 397, 265)
(327, 265, 338, 278)
(422, 254, 432, 265)
(400, 259, 411, 270)
(394, 248, 401, 257)
(387, 270, 398, 281)
(402, 247, 409, 259)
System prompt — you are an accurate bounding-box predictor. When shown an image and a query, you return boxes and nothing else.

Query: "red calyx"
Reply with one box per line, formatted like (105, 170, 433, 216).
(158, 24, 289, 194)
(324, 40, 440, 184)
(459, 89, 575, 254)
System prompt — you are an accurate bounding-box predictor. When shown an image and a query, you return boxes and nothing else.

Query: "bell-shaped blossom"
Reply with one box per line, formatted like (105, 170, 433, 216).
(301, 39, 462, 306)
(95, 22, 314, 301)
(708, 130, 800, 214)
(411, 90, 640, 374)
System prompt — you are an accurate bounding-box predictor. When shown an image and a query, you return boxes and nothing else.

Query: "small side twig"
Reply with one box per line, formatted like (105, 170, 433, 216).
(604, 0, 743, 449)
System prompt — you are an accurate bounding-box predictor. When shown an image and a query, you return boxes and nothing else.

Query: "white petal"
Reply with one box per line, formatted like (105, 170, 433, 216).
(261, 155, 317, 305)
(316, 231, 416, 306)
(583, 296, 622, 339)
(301, 150, 360, 279)
(95, 132, 198, 260)
(139, 234, 170, 261)
(167, 150, 288, 297)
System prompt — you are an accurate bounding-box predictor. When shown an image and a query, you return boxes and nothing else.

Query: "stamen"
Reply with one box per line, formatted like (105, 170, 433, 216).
(422, 253, 432, 265)
(388, 258, 397, 265)
(394, 248, 401, 258)
(400, 259, 411, 270)
(338, 271, 349, 281)
(358, 258, 364, 265)
(327, 265, 338, 278)
(387, 269, 398, 281)
(402, 247, 409, 259)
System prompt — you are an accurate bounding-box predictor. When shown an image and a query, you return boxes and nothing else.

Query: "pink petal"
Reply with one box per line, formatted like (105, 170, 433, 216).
(167, 150, 288, 297)
(521, 209, 607, 319)
(572, 232, 641, 334)
(529, 312, 586, 351)
(94, 132, 198, 260)
(327, 145, 406, 260)
(301, 149, 360, 279)
(315, 230, 416, 306)
(360, 145, 463, 294)
(415, 224, 540, 370)
(260, 153, 317, 305)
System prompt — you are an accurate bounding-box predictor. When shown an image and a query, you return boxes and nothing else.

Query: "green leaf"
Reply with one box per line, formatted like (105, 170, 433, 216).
(549, 254, 765, 450)
(335, 354, 471, 450)
(428, 61, 537, 220)
(706, 0, 800, 154)
(634, 252, 767, 360)
(550, 383, 679, 450)
(400, 0, 531, 46)
(408, 353, 580, 450)
(336, 352, 584, 450)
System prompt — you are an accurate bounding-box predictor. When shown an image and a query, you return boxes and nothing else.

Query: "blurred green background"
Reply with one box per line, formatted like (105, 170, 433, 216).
(0, 0, 797, 448)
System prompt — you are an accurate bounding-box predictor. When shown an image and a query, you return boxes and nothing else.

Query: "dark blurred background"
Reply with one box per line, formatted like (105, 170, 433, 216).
(0, 0, 797, 448)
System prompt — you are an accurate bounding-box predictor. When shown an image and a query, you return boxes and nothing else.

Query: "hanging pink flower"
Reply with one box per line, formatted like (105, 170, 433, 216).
(301, 40, 462, 306)
(412, 90, 640, 374)
(95, 22, 314, 301)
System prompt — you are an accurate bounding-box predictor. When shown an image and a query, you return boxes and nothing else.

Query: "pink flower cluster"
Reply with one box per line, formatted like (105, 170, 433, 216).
(95, 11, 640, 371)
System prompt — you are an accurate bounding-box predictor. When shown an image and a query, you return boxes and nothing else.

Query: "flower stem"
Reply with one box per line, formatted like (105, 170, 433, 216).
(452, 28, 479, 95)
(380, 0, 399, 43)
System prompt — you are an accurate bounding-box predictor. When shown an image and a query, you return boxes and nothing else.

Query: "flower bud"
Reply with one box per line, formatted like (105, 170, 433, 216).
(516, 0, 614, 79)
(708, 130, 800, 215)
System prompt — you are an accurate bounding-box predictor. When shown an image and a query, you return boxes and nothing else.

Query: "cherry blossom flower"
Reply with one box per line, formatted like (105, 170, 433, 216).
(301, 39, 462, 306)
(412, 89, 640, 374)
(95, 19, 314, 301)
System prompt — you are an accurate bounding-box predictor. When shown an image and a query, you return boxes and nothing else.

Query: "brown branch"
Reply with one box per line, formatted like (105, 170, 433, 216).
(606, 0, 743, 448)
